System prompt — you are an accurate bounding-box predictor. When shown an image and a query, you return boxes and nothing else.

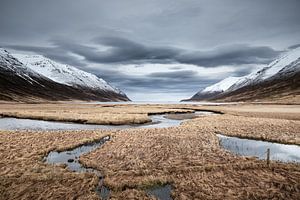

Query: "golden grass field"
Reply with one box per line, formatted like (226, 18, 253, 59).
(0, 103, 300, 199)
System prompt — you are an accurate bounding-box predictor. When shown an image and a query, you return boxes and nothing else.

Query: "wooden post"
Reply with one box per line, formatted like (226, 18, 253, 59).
(266, 148, 270, 166)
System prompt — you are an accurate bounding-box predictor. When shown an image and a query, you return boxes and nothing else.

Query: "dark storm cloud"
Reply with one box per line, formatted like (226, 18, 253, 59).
(93, 68, 218, 94)
(148, 70, 198, 79)
(288, 44, 300, 50)
(90, 36, 283, 67)
(176, 45, 282, 67)
(3, 37, 282, 68)
(90, 36, 179, 63)
(2, 44, 86, 67)
(1, 0, 300, 100)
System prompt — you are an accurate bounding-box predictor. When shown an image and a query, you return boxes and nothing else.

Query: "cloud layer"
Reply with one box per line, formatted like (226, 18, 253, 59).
(3, 37, 282, 67)
(1, 0, 299, 100)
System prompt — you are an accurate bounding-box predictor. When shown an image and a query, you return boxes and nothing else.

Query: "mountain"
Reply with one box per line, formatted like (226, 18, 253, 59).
(185, 47, 300, 102)
(0, 48, 130, 102)
(188, 77, 240, 100)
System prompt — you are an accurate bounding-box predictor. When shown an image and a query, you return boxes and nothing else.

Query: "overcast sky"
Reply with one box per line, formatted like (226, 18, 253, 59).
(1, 0, 299, 101)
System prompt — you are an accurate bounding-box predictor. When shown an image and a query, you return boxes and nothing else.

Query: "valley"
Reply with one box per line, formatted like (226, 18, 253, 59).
(0, 103, 299, 199)
(1, 1, 300, 199)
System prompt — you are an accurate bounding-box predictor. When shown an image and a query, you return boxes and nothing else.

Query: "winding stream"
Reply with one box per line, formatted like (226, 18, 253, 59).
(43, 112, 209, 200)
(0, 111, 208, 199)
(0, 111, 209, 130)
(1, 111, 300, 199)
(45, 136, 111, 199)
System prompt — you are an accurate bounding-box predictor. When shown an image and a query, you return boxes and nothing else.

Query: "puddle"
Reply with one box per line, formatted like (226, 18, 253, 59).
(146, 184, 172, 200)
(45, 136, 110, 172)
(217, 134, 300, 163)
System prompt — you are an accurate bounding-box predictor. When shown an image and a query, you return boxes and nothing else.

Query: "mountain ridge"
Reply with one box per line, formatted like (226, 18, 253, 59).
(0, 48, 130, 102)
(184, 47, 300, 102)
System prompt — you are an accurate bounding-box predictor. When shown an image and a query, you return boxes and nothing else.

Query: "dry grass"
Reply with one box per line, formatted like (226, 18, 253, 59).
(183, 114, 300, 145)
(0, 130, 111, 200)
(163, 113, 203, 120)
(81, 118, 300, 199)
(0, 103, 300, 199)
(198, 104, 300, 120)
(0, 103, 196, 125)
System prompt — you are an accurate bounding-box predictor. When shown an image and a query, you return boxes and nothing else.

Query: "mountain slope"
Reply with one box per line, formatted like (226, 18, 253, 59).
(13, 54, 125, 95)
(188, 77, 240, 100)
(0, 49, 130, 102)
(227, 47, 300, 92)
(185, 47, 300, 102)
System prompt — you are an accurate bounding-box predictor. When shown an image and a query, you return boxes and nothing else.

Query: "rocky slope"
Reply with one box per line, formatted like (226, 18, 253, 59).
(185, 47, 300, 102)
(0, 49, 130, 102)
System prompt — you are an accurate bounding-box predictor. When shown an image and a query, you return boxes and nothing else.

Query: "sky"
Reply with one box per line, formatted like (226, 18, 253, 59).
(0, 0, 300, 101)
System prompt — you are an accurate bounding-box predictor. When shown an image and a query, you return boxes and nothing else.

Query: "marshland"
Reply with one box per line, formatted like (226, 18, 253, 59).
(2, 0, 300, 199)
(0, 102, 299, 199)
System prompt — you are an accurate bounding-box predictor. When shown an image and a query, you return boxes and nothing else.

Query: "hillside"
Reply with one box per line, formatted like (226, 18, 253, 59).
(0, 49, 130, 102)
(185, 47, 300, 103)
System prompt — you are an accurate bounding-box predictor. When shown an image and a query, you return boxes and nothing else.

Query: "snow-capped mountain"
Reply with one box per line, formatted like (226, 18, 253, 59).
(202, 77, 241, 93)
(13, 54, 124, 95)
(227, 47, 300, 92)
(189, 77, 240, 100)
(186, 47, 300, 102)
(0, 48, 130, 102)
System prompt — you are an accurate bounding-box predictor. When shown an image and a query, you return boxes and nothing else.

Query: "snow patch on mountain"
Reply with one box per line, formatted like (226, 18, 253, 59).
(13, 54, 124, 94)
(228, 47, 300, 91)
(202, 77, 241, 93)
(189, 47, 300, 101)
(262, 47, 300, 79)
(0, 48, 45, 85)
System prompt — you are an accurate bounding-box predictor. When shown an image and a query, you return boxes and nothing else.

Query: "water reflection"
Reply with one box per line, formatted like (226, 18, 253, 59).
(0, 111, 209, 130)
(218, 134, 300, 163)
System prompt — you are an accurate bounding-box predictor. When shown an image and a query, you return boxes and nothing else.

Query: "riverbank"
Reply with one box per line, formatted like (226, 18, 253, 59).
(0, 103, 299, 199)
(0, 103, 299, 144)
(80, 117, 300, 199)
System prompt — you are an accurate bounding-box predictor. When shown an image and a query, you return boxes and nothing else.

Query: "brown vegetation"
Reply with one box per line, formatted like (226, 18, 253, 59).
(0, 103, 196, 125)
(0, 130, 112, 200)
(184, 114, 300, 145)
(0, 103, 300, 199)
(81, 117, 300, 199)
(199, 104, 300, 121)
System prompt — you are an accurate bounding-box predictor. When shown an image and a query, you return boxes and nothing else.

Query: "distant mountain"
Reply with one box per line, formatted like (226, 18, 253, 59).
(0, 48, 130, 102)
(184, 47, 300, 102)
(187, 77, 240, 100)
